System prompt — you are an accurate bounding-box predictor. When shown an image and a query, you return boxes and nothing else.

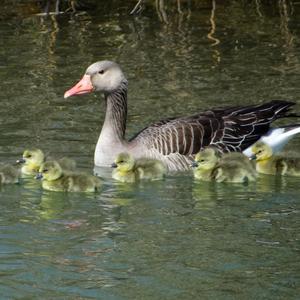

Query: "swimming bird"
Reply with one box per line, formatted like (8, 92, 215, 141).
(251, 142, 300, 176)
(221, 151, 257, 178)
(17, 148, 45, 175)
(111, 152, 166, 183)
(192, 147, 256, 183)
(64, 60, 298, 171)
(0, 164, 20, 184)
(17, 148, 76, 175)
(36, 161, 102, 192)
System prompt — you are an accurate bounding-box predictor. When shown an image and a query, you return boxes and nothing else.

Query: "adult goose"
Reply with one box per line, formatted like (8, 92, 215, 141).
(64, 61, 298, 171)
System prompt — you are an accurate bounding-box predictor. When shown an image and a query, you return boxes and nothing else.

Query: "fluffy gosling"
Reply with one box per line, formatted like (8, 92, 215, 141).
(17, 148, 76, 175)
(192, 148, 256, 183)
(17, 148, 44, 175)
(111, 153, 166, 183)
(221, 151, 257, 178)
(251, 141, 300, 176)
(37, 161, 102, 192)
(0, 164, 20, 184)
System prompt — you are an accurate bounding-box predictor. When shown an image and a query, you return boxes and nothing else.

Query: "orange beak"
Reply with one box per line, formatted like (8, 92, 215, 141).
(64, 74, 94, 99)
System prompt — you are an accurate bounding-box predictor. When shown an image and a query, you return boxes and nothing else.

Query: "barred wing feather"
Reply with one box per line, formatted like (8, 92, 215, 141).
(130, 101, 295, 170)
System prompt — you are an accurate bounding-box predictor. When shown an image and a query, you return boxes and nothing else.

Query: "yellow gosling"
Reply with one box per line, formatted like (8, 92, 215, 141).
(16, 148, 44, 175)
(0, 164, 20, 184)
(251, 142, 300, 176)
(192, 148, 256, 183)
(56, 157, 76, 171)
(111, 153, 166, 183)
(192, 148, 219, 181)
(17, 148, 76, 176)
(37, 161, 102, 192)
(221, 151, 257, 178)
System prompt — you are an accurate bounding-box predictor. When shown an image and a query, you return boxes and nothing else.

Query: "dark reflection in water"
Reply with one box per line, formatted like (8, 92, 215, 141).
(0, 0, 299, 299)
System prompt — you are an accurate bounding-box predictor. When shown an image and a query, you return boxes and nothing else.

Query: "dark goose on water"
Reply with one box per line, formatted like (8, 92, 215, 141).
(64, 61, 297, 171)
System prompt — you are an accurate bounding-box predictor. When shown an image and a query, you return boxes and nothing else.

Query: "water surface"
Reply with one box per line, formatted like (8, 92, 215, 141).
(0, 1, 299, 299)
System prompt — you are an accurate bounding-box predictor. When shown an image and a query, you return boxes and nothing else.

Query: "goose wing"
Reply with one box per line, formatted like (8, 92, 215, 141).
(130, 100, 295, 159)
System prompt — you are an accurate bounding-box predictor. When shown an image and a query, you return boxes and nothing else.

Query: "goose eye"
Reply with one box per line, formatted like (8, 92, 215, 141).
(98, 70, 105, 74)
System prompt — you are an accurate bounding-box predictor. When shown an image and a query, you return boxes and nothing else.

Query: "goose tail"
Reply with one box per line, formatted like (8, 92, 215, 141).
(265, 100, 296, 119)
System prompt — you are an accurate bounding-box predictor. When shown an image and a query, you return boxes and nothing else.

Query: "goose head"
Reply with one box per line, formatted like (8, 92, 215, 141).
(251, 142, 273, 161)
(37, 161, 62, 181)
(111, 152, 135, 172)
(64, 61, 126, 98)
(193, 148, 219, 170)
(17, 149, 44, 167)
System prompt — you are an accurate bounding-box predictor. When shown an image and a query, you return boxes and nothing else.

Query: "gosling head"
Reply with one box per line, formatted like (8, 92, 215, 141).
(17, 149, 44, 166)
(192, 148, 219, 170)
(37, 161, 62, 181)
(251, 142, 273, 161)
(111, 153, 135, 172)
(64, 61, 126, 98)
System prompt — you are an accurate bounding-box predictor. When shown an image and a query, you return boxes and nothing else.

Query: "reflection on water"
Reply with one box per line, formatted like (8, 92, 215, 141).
(38, 191, 72, 220)
(0, 0, 300, 299)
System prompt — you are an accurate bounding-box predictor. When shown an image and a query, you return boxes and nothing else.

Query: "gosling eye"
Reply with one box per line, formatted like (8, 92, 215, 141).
(200, 159, 205, 162)
(27, 154, 32, 158)
(43, 169, 48, 173)
(118, 160, 124, 164)
(98, 70, 105, 75)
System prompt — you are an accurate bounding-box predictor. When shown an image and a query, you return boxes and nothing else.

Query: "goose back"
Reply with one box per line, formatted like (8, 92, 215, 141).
(130, 100, 295, 171)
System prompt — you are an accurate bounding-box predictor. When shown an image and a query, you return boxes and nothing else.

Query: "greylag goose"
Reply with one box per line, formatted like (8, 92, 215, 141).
(111, 152, 166, 183)
(64, 61, 298, 171)
(17, 148, 76, 176)
(0, 164, 20, 184)
(250, 142, 300, 176)
(192, 147, 256, 183)
(36, 161, 102, 192)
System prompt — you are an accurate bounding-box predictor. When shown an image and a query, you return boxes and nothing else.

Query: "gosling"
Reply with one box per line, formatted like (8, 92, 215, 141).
(0, 164, 20, 184)
(17, 148, 76, 175)
(221, 151, 257, 178)
(251, 141, 300, 176)
(111, 152, 166, 183)
(192, 147, 256, 183)
(37, 161, 102, 192)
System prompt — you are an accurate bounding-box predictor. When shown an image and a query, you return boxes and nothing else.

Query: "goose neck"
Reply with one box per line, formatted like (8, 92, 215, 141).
(102, 80, 128, 142)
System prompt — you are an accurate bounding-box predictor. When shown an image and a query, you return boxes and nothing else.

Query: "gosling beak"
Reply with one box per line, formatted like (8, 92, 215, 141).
(35, 173, 43, 180)
(16, 158, 26, 164)
(111, 162, 118, 168)
(249, 154, 257, 161)
(64, 74, 94, 99)
(191, 161, 199, 168)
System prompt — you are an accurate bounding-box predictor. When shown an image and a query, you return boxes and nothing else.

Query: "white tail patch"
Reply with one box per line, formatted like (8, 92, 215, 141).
(243, 125, 300, 157)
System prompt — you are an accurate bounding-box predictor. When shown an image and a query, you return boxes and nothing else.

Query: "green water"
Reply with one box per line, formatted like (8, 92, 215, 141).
(0, 1, 299, 299)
